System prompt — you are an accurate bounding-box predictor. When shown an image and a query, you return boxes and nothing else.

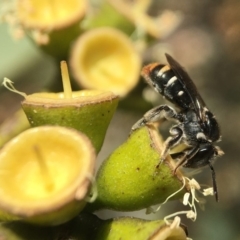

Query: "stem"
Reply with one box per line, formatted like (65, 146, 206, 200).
(33, 145, 54, 191)
(2, 78, 27, 98)
(61, 61, 72, 99)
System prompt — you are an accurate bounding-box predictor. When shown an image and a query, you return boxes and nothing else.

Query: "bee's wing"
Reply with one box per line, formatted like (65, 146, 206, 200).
(165, 53, 206, 121)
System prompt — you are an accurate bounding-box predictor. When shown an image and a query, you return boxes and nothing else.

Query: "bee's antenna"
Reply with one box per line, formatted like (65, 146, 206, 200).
(208, 162, 218, 202)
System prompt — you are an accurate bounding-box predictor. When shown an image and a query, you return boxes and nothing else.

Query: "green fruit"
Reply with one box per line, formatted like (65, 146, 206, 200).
(90, 126, 186, 211)
(70, 27, 142, 97)
(0, 126, 95, 225)
(0, 213, 188, 240)
(17, 0, 87, 59)
(22, 91, 119, 153)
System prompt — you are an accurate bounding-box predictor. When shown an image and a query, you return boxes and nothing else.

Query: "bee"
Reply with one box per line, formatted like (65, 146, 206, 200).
(132, 54, 224, 201)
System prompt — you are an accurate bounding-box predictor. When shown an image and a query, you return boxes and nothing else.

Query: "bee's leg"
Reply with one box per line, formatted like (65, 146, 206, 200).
(131, 105, 182, 132)
(173, 145, 200, 173)
(157, 126, 183, 167)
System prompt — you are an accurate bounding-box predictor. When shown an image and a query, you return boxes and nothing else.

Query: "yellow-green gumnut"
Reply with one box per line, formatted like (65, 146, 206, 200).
(3, 63, 119, 153)
(73, 214, 188, 240)
(17, 0, 87, 59)
(0, 214, 188, 240)
(0, 126, 96, 226)
(21, 91, 118, 153)
(69, 27, 142, 97)
(95, 217, 188, 240)
(89, 125, 186, 211)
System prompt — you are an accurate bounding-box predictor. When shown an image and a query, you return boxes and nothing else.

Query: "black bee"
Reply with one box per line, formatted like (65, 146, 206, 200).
(132, 54, 224, 201)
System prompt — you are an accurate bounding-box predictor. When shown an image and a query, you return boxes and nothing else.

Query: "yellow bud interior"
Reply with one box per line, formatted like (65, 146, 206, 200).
(17, 0, 86, 28)
(70, 28, 141, 96)
(0, 127, 94, 209)
(25, 90, 115, 104)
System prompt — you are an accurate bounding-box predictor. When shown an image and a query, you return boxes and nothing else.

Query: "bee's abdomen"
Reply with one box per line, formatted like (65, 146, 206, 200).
(142, 63, 193, 110)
